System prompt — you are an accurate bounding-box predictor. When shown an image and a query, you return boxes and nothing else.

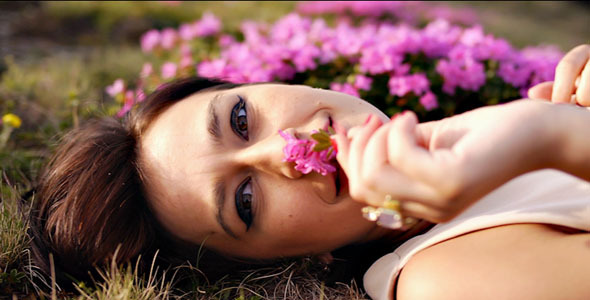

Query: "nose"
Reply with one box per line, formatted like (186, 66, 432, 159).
(235, 129, 303, 179)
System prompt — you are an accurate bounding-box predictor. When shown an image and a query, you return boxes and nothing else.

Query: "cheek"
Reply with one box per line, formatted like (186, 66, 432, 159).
(261, 192, 372, 254)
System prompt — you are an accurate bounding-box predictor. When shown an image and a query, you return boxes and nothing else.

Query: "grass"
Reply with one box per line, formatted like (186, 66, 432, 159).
(0, 1, 588, 299)
(0, 178, 43, 298)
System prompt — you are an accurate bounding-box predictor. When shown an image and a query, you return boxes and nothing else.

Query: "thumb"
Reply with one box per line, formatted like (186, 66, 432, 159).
(528, 81, 553, 100)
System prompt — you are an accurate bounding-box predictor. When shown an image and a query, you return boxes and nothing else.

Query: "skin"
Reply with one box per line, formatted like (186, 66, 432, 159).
(139, 44, 590, 298)
(139, 83, 395, 259)
(333, 44, 590, 224)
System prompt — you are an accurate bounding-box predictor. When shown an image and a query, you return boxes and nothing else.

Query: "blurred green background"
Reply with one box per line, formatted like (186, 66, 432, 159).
(0, 1, 587, 298)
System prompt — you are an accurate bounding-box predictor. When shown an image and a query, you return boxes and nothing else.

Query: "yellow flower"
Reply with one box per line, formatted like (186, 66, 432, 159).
(2, 113, 22, 128)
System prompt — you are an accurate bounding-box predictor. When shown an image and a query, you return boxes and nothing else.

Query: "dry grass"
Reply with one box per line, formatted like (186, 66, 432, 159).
(0, 175, 367, 299)
(0, 182, 29, 269)
(0, 173, 50, 298)
(74, 251, 174, 300)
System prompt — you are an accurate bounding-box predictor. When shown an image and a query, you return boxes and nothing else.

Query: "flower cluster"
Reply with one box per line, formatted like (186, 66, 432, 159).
(141, 12, 221, 53)
(106, 2, 563, 121)
(105, 78, 145, 117)
(278, 129, 337, 176)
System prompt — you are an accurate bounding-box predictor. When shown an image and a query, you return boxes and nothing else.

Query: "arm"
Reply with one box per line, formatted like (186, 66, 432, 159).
(552, 104, 590, 181)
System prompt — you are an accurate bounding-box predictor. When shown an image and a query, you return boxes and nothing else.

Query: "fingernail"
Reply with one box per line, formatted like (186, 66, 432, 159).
(375, 118, 383, 127)
(364, 114, 373, 125)
(390, 113, 400, 121)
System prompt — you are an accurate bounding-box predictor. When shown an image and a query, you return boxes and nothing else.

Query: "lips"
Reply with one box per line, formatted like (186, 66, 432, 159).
(333, 160, 348, 198)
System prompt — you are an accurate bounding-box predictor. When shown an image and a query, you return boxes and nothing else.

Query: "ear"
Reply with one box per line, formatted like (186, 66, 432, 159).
(315, 252, 334, 265)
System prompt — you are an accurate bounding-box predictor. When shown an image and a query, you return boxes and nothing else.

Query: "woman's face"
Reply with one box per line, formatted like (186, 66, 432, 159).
(140, 83, 391, 259)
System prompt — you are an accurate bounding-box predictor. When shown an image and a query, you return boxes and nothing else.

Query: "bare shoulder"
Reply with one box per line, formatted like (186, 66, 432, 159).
(396, 223, 590, 300)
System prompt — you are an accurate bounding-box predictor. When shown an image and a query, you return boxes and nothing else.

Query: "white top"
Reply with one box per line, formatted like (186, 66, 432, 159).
(363, 169, 590, 300)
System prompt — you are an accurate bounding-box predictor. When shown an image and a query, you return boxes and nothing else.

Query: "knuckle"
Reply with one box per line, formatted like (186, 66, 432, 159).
(388, 148, 404, 169)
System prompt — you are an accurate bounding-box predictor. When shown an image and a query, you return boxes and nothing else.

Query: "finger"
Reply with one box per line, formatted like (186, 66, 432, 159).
(552, 44, 590, 103)
(362, 120, 392, 179)
(362, 121, 440, 203)
(527, 81, 553, 100)
(414, 119, 444, 149)
(333, 125, 386, 206)
(347, 115, 383, 200)
(332, 123, 350, 174)
(388, 111, 441, 185)
(576, 59, 590, 106)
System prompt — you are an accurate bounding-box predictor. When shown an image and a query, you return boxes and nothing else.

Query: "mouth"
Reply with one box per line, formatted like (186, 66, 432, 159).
(334, 158, 348, 198)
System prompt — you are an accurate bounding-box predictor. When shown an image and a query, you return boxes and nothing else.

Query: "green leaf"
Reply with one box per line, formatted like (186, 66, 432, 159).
(313, 142, 331, 152)
(311, 131, 331, 143)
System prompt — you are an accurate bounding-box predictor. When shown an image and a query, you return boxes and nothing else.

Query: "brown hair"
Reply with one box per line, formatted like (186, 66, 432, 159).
(28, 77, 244, 289)
(26, 76, 410, 292)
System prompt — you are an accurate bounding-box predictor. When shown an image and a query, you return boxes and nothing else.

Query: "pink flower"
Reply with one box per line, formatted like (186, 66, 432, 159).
(135, 89, 146, 103)
(195, 12, 221, 37)
(180, 55, 194, 70)
(106, 79, 125, 97)
(179, 23, 196, 41)
(278, 130, 337, 176)
(388, 73, 430, 97)
(161, 62, 178, 79)
(141, 29, 161, 53)
(419, 92, 439, 111)
(160, 28, 178, 50)
(116, 90, 135, 117)
(354, 75, 373, 91)
(219, 34, 236, 47)
(140, 63, 153, 78)
(279, 130, 310, 162)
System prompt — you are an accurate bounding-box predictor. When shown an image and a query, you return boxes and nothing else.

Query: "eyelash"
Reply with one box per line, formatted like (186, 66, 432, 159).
(231, 95, 254, 230)
(230, 96, 249, 141)
(235, 177, 254, 230)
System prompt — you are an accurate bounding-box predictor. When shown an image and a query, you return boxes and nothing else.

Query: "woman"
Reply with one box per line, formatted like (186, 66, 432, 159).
(28, 44, 590, 299)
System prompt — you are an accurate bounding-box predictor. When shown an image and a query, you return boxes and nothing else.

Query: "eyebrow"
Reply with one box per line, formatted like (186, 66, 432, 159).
(207, 93, 223, 146)
(207, 93, 239, 239)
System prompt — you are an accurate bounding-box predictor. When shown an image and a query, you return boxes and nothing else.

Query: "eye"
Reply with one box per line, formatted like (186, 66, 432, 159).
(235, 177, 254, 230)
(231, 96, 248, 141)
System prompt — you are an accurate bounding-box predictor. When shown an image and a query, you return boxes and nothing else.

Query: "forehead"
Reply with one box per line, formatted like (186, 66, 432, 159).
(139, 88, 219, 241)
(137, 83, 292, 242)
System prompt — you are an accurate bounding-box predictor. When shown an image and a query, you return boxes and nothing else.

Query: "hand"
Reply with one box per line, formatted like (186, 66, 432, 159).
(528, 44, 590, 106)
(334, 99, 561, 223)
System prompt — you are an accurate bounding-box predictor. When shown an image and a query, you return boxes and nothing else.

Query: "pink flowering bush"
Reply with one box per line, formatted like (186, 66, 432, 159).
(106, 2, 563, 121)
